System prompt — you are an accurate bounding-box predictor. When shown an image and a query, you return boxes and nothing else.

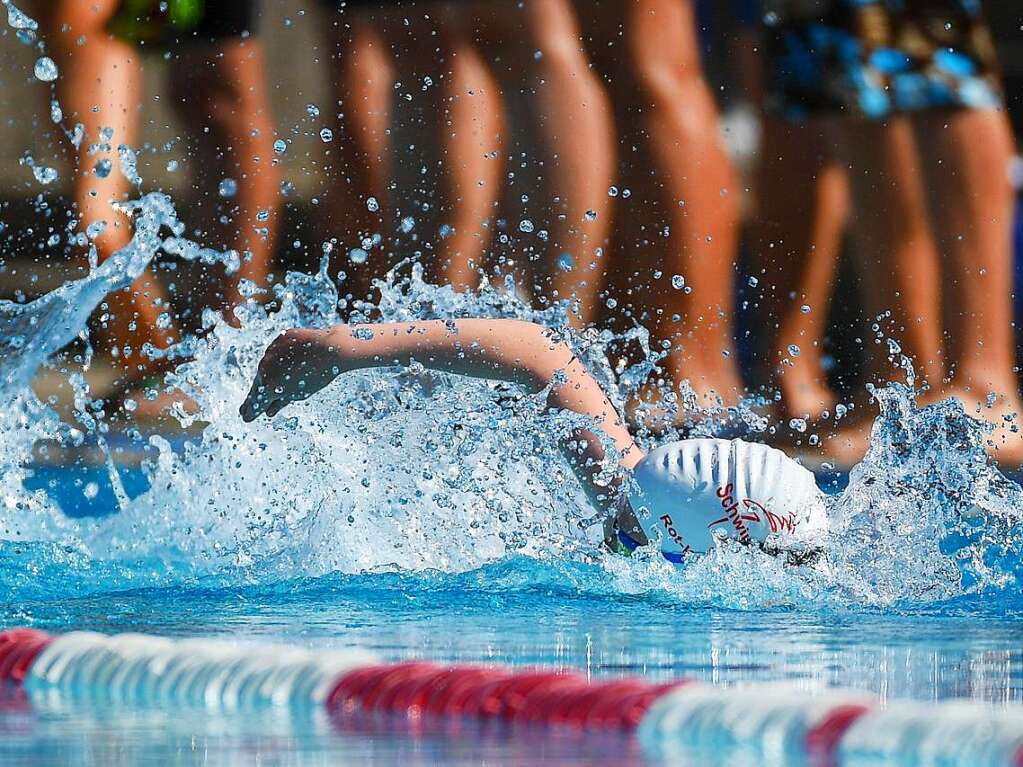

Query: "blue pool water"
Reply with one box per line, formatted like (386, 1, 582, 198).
(5, 452, 1023, 765)
(3, 247, 1023, 765)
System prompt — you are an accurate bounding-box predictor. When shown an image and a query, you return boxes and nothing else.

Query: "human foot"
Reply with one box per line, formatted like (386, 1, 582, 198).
(817, 417, 873, 469)
(938, 385, 1023, 467)
(777, 361, 838, 423)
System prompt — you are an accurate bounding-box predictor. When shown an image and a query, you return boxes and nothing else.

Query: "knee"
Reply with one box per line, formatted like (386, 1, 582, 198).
(635, 46, 709, 107)
(638, 60, 719, 142)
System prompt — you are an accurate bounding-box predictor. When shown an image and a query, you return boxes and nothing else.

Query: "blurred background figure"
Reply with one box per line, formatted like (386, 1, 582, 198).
(5, 0, 1021, 467)
(753, 115, 850, 424)
(319, 0, 614, 326)
(46, 0, 278, 409)
(754, 0, 1023, 464)
(584, 0, 744, 420)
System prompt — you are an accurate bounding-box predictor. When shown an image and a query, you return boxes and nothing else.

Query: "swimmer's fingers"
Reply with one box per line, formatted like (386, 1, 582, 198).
(240, 376, 303, 422)
(240, 353, 278, 421)
(240, 375, 269, 422)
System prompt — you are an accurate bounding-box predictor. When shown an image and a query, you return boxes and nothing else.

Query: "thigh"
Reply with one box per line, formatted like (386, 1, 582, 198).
(625, 0, 703, 79)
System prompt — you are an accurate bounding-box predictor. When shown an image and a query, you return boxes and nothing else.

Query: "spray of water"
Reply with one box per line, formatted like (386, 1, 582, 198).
(3, 242, 1023, 610)
(2, 0, 1022, 611)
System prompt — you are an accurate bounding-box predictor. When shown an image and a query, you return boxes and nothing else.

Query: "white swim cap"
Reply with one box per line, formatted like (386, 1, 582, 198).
(624, 438, 827, 562)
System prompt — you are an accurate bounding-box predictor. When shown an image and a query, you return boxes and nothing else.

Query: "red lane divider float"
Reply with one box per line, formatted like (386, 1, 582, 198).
(5, 628, 1023, 766)
(0, 629, 52, 687)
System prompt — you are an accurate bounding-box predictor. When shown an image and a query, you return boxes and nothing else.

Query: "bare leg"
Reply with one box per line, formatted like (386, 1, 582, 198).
(625, 0, 743, 406)
(825, 117, 945, 465)
(325, 16, 395, 300)
(837, 117, 945, 390)
(434, 16, 505, 290)
(498, 0, 615, 325)
(170, 38, 280, 315)
(755, 116, 849, 420)
(49, 0, 177, 376)
(915, 108, 1023, 462)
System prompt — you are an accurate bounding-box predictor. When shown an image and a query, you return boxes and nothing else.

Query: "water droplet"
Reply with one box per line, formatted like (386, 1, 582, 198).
(748, 276, 759, 287)
(218, 178, 238, 198)
(273, 139, 287, 154)
(94, 159, 112, 178)
(557, 253, 574, 272)
(800, 304, 811, 314)
(319, 128, 334, 143)
(33, 56, 57, 82)
(671, 274, 685, 290)
(349, 248, 368, 264)
(366, 196, 379, 212)
(117, 144, 140, 184)
(166, 160, 179, 172)
(789, 418, 807, 433)
(6, 3, 39, 31)
(280, 180, 295, 196)
(518, 219, 534, 233)
(400, 216, 415, 233)
(33, 166, 58, 185)
(608, 186, 619, 197)
(83, 481, 99, 500)
(788, 344, 801, 357)
(584, 209, 597, 221)
(306, 103, 320, 117)
(533, 50, 543, 60)
(50, 100, 62, 123)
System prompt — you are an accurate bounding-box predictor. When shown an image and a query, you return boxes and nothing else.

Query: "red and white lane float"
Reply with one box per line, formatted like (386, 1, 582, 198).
(3, 628, 1023, 766)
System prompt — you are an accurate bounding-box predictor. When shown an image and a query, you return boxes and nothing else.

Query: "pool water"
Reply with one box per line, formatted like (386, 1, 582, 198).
(4, 461, 1023, 766)
(1, 233, 1022, 767)
(5, 526, 1023, 766)
(4, 254, 1023, 766)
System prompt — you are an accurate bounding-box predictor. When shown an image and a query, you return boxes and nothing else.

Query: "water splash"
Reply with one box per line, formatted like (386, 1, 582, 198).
(3, 245, 1021, 609)
(1, 0, 1021, 611)
(0, 192, 246, 580)
(826, 383, 1023, 604)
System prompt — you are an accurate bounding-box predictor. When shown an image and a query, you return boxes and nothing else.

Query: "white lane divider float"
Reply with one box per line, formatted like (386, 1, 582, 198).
(24, 631, 374, 710)
(3, 627, 1023, 766)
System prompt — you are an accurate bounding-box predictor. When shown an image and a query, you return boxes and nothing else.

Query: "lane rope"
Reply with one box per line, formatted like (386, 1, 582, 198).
(3, 628, 1023, 765)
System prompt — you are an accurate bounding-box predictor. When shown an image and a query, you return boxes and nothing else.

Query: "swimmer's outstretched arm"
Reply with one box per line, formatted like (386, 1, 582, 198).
(240, 320, 645, 512)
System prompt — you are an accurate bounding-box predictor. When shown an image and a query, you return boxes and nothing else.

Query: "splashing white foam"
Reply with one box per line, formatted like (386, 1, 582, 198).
(1, 0, 1021, 608)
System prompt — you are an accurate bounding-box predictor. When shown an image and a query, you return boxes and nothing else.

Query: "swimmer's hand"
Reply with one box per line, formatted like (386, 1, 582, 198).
(239, 328, 345, 421)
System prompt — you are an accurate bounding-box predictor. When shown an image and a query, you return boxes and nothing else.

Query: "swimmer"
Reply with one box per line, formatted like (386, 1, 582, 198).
(239, 320, 828, 564)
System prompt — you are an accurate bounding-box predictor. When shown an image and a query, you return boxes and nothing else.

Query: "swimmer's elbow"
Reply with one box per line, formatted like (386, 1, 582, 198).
(519, 323, 575, 390)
